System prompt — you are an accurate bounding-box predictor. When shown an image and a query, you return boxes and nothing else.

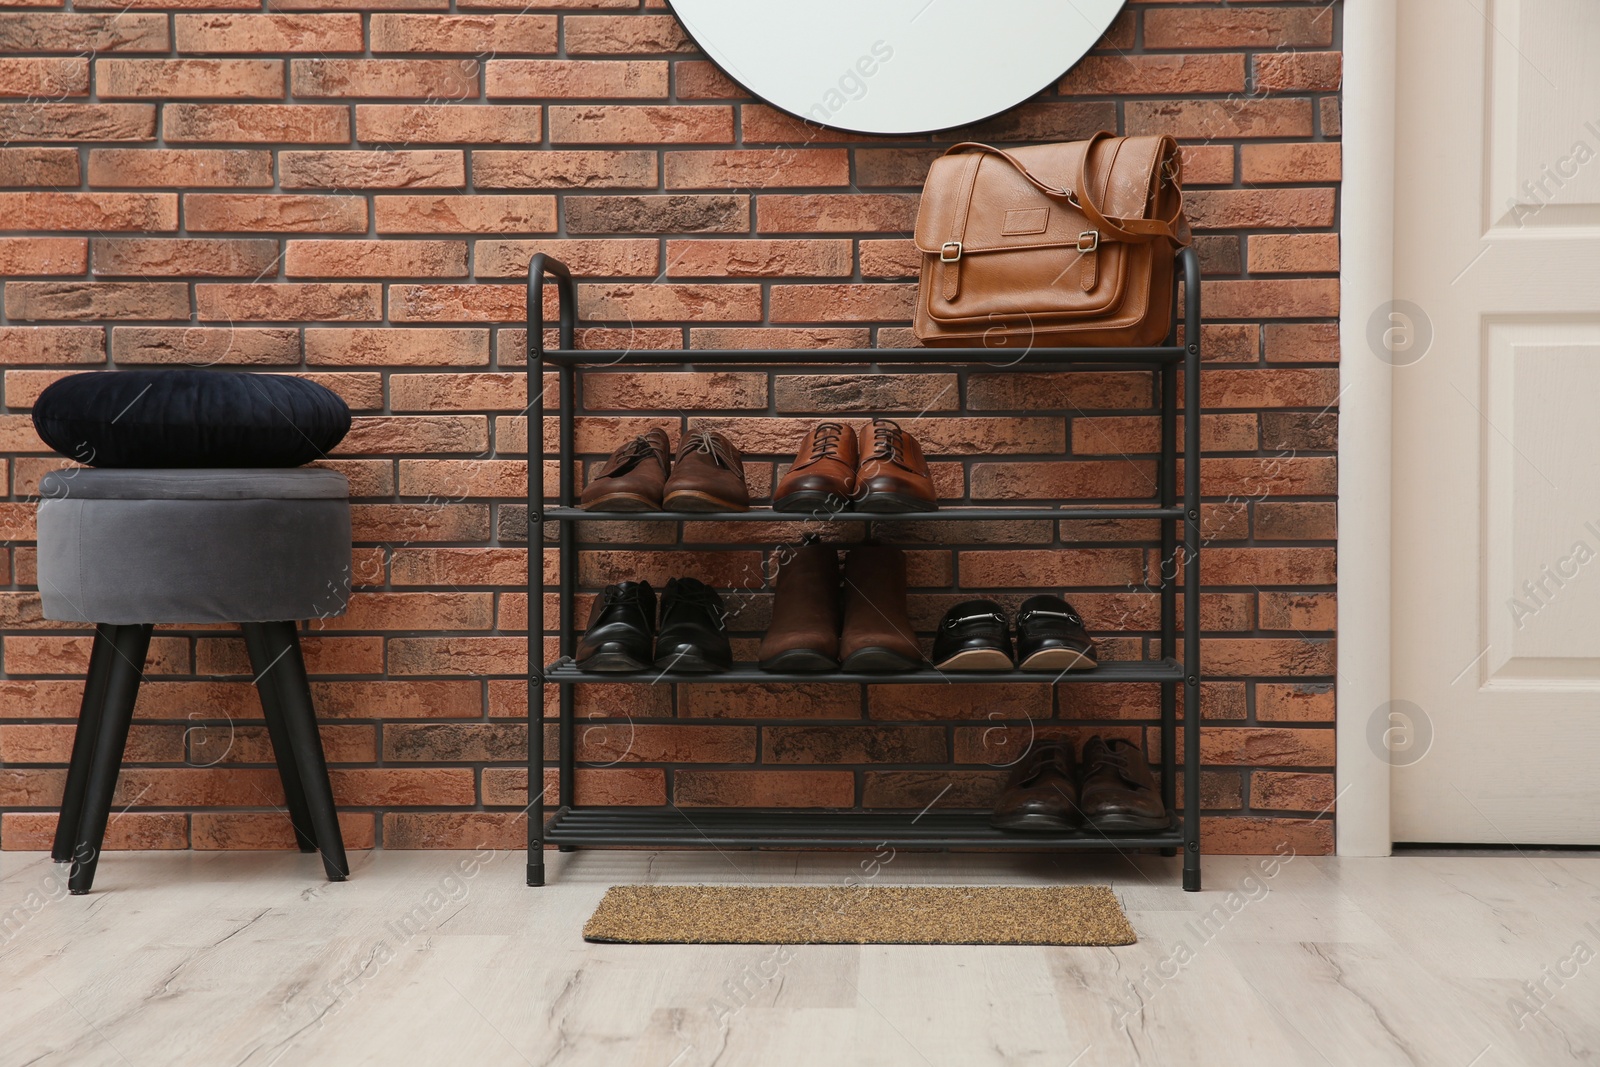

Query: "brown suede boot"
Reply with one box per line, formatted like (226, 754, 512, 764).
(757, 543, 841, 672)
(839, 543, 923, 672)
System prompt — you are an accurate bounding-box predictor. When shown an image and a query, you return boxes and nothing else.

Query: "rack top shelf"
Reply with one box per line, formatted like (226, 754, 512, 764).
(531, 345, 1189, 367)
(543, 658, 1185, 685)
(543, 505, 1185, 523)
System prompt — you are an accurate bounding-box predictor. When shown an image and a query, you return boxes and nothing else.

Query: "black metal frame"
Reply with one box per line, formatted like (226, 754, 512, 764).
(525, 248, 1203, 892)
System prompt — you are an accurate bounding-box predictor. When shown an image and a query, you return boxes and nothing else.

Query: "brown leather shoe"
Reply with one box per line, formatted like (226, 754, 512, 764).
(855, 419, 937, 513)
(757, 542, 841, 672)
(662, 429, 749, 512)
(580, 429, 671, 512)
(839, 543, 923, 671)
(773, 421, 858, 513)
(991, 741, 1083, 832)
(1078, 736, 1168, 832)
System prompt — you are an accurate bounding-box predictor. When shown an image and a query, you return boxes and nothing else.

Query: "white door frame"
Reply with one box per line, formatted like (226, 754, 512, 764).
(1335, 0, 1397, 855)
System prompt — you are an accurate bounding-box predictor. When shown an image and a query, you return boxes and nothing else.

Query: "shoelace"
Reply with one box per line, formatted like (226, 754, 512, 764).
(811, 422, 846, 457)
(680, 430, 739, 470)
(1085, 741, 1144, 786)
(869, 420, 907, 464)
(600, 584, 648, 608)
(610, 434, 664, 470)
(664, 583, 727, 630)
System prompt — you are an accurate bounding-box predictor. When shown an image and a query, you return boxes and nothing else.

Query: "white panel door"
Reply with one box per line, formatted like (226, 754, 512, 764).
(1391, 0, 1600, 842)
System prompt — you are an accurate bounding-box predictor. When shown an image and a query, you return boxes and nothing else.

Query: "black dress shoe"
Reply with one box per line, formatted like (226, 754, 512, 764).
(575, 581, 656, 672)
(931, 599, 1013, 671)
(990, 741, 1083, 832)
(654, 577, 732, 673)
(1079, 736, 1168, 831)
(1015, 595, 1098, 671)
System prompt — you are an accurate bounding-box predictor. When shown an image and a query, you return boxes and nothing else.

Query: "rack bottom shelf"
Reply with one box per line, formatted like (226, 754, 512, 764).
(541, 806, 1181, 851)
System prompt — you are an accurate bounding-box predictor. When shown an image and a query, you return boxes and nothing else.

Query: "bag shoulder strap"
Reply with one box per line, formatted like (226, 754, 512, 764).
(943, 133, 1188, 246)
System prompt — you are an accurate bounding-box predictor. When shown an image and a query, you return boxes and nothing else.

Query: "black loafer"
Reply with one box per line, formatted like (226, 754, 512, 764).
(654, 577, 732, 673)
(1015, 595, 1098, 671)
(932, 599, 1013, 671)
(575, 581, 656, 672)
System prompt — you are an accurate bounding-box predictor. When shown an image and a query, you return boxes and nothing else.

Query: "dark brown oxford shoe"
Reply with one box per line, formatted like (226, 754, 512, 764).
(580, 429, 672, 512)
(773, 421, 858, 513)
(1078, 736, 1168, 832)
(662, 430, 749, 512)
(990, 741, 1083, 832)
(854, 419, 937, 513)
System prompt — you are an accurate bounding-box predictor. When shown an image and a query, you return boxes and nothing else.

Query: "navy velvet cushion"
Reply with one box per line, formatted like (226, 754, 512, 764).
(32, 369, 351, 469)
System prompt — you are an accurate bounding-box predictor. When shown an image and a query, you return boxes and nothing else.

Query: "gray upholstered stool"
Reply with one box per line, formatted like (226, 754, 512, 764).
(37, 468, 353, 893)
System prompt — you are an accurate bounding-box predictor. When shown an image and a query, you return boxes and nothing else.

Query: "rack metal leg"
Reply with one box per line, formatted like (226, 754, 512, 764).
(1181, 247, 1203, 892)
(528, 348, 546, 886)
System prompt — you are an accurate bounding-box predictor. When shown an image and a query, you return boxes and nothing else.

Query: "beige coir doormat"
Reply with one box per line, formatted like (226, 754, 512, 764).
(582, 885, 1136, 946)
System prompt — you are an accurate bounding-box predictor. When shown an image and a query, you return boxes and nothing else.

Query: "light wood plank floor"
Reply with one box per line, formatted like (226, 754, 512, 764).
(1, 847, 1597, 1066)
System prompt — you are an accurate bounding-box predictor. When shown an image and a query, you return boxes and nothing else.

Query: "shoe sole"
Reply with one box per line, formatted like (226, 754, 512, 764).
(1084, 812, 1170, 833)
(652, 649, 729, 673)
(758, 649, 840, 672)
(580, 493, 659, 513)
(933, 648, 1014, 671)
(853, 492, 937, 513)
(662, 489, 749, 513)
(771, 490, 851, 515)
(840, 647, 922, 672)
(1018, 647, 1098, 671)
(989, 811, 1082, 833)
(575, 645, 651, 672)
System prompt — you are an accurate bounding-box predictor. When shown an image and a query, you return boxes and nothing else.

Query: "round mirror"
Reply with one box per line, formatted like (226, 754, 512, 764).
(670, 0, 1126, 136)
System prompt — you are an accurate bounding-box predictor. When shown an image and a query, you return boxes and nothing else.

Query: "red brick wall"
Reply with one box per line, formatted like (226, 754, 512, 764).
(0, 2, 1339, 856)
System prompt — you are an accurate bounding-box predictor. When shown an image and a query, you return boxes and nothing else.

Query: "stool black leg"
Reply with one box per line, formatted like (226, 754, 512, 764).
(52, 626, 117, 863)
(242, 623, 318, 854)
(68, 623, 153, 895)
(259, 621, 348, 882)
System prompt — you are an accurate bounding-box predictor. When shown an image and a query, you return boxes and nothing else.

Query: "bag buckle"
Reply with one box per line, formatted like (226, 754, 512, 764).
(1077, 230, 1100, 252)
(940, 241, 963, 262)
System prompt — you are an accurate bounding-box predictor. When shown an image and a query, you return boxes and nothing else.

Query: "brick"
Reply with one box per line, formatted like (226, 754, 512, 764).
(664, 149, 850, 189)
(0, 148, 80, 187)
(0, 238, 86, 276)
(1242, 143, 1341, 184)
(1254, 50, 1342, 92)
(387, 637, 526, 675)
(285, 239, 467, 279)
(369, 14, 556, 54)
(88, 149, 271, 188)
(0, 192, 176, 233)
(673, 60, 742, 100)
(111, 326, 299, 366)
(1262, 411, 1337, 452)
(472, 150, 656, 190)
(1194, 726, 1333, 767)
(391, 547, 525, 586)
(549, 105, 733, 144)
(861, 772, 1006, 809)
(1255, 501, 1337, 541)
(398, 458, 524, 496)
(311, 679, 483, 719)
(185, 194, 367, 234)
(1072, 414, 1257, 455)
(953, 101, 1118, 142)
(869, 685, 1051, 722)
(566, 194, 746, 234)
(1251, 770, 1335, 812)
(563, 14, 692, 54)
(1058, 54, 1245, 95)
(0, 13, 170, 52)
(486, 59, 667, 98)
(764, 725, 945, 764)
(374, 195, 554, 235)
(969, 461, 1154, 502)
(0, 103, 153, 142)
(383, 812, 523, 850)
(771, 284, 916, 322)
(174, 14, 363, 53)
(192, 812, 373, 851)
(1257, 683, 1334, 722)
(1187, 189, 1336, 230)
(92, 237, 278, 278)
(774, 373, 957, 414)
(319, 591, 493, 632)
(1249, 233, 1339, 273)
(1264, 323, 1339, 363)
(1179, 144, 1236, 185)
(475, 238, 658, 279)
(4, 812, 188, 852)
(355, 105, 542, 145)
(280, 150, 465, 190)
(585, 371, 766, 411)
(391, 372, 523, 411)
(0, 57, 88, 97)
(164, 103, 347, 143)
(1199, 455, 1336, 497)
(0, 326, 104, 365)
(292, 59, 479, 99)
(1260, 592, 1336, 632)
(674, 770, 854, 808)
(336, 417, 485, 459)
(1126, 99, 1313, 140)
(97, 59, 282, 99)
(967, 371, 1151, 411)
(757, 194, 919, 233)
(304, 328, 488, 367)
(577, 282, 762, 323)
(959, 549, 1144, 588)
(691, 328, 868, 350)
(1144, 7, 1334, 49)
(195, 283, 380, 322)
(1200, 638, 1335, 677)
(1195, 547, 1335, 586)
(5, 282, 188, 322)
(1203, 368, 1338, 409)
(853, 148, 941, 188)
(388, 283, 523, 323)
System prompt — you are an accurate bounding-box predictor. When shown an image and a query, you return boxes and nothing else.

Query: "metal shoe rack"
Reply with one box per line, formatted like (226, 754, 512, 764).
(524, 247, 1204, 892)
